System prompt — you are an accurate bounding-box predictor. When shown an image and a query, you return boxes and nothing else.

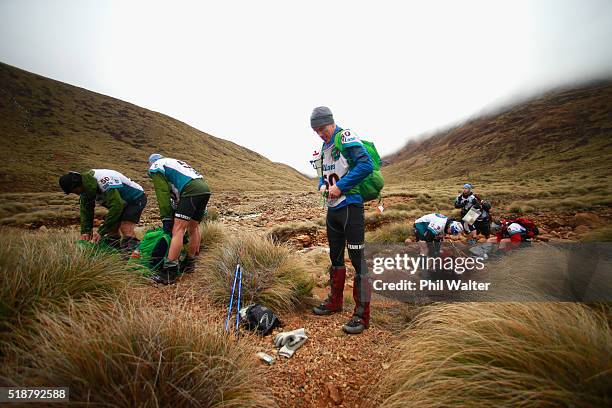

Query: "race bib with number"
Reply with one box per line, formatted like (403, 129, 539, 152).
(93, 169, 143, 193)
(321, 142, 350, 208)
(415, 213, 448, 236)
(149, 158, 203, 198)
(507, 223, 526, 235)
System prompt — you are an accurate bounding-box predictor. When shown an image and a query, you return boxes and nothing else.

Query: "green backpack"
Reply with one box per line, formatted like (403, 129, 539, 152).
(130, 227, 171, 273)
(332, 133, 385, 202)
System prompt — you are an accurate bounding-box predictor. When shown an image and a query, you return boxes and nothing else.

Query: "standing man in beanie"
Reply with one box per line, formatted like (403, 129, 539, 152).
(310, 106, 374, 334)
(454, 183, 491, 244)
(59, 169, 147, 252)
(147, 154, 211, 285)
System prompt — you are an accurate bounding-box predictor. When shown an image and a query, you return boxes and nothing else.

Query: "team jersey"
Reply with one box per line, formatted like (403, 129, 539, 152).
(320, 128, 369, 209)
(148, 158, 203, 200)
(506, 222, 527, 236)
(92, 169, 144, 203)
(455, 192, 489, 221)
(414, 213, 449, 237)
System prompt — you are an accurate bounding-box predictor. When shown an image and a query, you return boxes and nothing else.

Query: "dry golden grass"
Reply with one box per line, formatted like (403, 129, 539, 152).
(199, 220, 227, 250)
(378, 302, 612, 408)
(198, 232, 314, 313)
(3, 299, 274, 407)
(0, 228, 141, 350)
(365, 221, 413, 243)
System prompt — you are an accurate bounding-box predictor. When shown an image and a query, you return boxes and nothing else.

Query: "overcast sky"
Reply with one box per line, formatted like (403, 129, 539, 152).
(1, 0, 612, 175)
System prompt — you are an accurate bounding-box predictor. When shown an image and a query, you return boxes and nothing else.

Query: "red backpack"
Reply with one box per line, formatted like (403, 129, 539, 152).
(501, 218, 539, 239)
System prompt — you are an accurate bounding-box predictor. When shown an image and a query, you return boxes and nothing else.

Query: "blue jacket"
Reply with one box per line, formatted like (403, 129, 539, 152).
(319, 125, 374, 210)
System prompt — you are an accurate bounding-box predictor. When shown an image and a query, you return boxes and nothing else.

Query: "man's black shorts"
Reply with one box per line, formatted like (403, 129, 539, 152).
(175, 193, 211, 222)
(468, 219, 491, 236)
(121, 194, 147, 223)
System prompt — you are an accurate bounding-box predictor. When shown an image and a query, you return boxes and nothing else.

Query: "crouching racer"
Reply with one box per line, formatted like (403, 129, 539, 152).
(148, 153, 211, 285)
(310, 106, 374, 335)
(413, 213, 464, 257)
(59, 169, 147, 252)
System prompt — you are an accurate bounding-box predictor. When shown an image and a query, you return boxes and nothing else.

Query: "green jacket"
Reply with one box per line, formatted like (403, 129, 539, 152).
(79, 170, 126, 236)
(150, 173, 210, 221)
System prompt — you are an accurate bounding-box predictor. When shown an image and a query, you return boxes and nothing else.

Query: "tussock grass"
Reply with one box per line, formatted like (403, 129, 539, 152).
(199, 221, 227, 250)
(366, 221, 413, 243)
(582, 226, 612, 242)
(203, 207, 220, 222)
(365, 209, 420, 228)
(199, 232, 314, 313)
(0, 229, 140, 349)
(4, 300, 274, 407)
(378, 302, 612, 408)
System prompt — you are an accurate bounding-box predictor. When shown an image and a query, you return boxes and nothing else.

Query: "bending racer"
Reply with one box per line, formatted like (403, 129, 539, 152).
(413, 213, 464, 257)
(310, 106, 374, 335)
(148, 154, 211, 285)
(59, 169, 147, 252)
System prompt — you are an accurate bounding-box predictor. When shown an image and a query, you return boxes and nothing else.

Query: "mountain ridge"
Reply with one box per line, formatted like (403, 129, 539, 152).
(0, 62, 311, 193)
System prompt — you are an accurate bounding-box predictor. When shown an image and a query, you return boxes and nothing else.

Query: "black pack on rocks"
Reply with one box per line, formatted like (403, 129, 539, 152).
(239, 304, 282, 335)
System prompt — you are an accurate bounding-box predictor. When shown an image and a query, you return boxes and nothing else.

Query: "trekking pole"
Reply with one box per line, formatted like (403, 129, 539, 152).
(225, 264, 239, 332)
(235, 264, 243, 331)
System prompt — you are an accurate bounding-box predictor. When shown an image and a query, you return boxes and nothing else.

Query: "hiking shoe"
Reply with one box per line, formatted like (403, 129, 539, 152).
(152, 262, 179, 285)
(313, 300, 342, 316)
(342, 316, 368, 334)
(182, 256, 196, 274)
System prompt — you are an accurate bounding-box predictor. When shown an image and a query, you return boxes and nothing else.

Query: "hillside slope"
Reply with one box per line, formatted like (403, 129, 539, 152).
(383, 82, 612, 185)
(0, 63, 311, 193)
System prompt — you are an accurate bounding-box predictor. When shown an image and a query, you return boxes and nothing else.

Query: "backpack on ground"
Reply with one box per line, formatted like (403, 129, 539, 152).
(333, 134, 384, 202)
(130, 227, 171, 273)
(239, 304, 282, 336)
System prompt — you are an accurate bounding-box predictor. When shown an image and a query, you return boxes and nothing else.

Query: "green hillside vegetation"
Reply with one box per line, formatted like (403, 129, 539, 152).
(0, 62, 310, 194)
(383, 81, 612, 184)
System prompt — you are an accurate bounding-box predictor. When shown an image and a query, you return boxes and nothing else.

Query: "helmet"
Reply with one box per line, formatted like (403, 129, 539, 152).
(463, 183, 472, 190)
(59, 172, 82, 194)
(148, 153, 163, 164)
(449, 221, 464, 235)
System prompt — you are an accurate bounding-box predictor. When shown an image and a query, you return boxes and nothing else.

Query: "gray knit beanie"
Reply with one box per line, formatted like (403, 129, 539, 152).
(310, 106, 334, 128)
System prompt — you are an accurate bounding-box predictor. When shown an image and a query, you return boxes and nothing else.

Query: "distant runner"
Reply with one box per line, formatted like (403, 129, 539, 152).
(147, 154, 211, 285)
(59, 169, 147, 252)
(310, 106, 374, 335)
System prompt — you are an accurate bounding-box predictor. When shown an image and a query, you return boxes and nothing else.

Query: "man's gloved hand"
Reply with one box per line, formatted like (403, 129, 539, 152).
(162, 219, 174, 235)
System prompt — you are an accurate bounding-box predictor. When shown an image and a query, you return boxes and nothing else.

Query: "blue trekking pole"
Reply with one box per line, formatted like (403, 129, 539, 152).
(235, 264, 243, 330)
(225, 264, 239, 332)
